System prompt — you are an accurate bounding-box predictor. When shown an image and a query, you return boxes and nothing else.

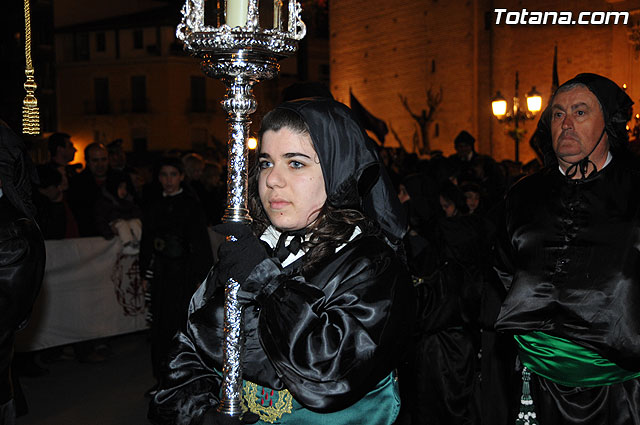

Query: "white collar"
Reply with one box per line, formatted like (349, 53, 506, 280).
(558, 151, 612, 176)
(163, 188, 184, 197)
(260, 225, 362, 267)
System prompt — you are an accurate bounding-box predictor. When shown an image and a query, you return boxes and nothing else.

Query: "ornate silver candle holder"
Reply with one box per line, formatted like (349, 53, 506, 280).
(176, 0, 305, 418)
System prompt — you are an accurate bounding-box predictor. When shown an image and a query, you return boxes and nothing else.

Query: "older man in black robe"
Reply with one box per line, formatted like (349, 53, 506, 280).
(495, 73, 640, 424)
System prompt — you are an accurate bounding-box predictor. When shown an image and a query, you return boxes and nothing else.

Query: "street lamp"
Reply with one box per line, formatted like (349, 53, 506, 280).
(491, 71, 542, 163)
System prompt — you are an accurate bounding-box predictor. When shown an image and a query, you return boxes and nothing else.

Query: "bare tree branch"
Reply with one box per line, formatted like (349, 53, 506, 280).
(398, 86, 443, 155)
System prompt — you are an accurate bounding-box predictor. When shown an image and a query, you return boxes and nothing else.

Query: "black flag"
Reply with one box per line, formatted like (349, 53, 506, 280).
(350, 90, 388, 145)
(551, 44, 559, 96)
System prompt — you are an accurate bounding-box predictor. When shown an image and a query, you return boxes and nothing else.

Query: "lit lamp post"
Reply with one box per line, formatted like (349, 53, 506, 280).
(176, 0, 305, 418)
(491, 71, 542, 163)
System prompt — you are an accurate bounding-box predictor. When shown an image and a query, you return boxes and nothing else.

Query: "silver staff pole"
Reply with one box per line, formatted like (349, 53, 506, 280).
(176, 0, 305, 417)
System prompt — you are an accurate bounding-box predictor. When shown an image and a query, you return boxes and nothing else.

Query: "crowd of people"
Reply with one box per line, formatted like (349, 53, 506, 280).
(4, 73, 640, 425)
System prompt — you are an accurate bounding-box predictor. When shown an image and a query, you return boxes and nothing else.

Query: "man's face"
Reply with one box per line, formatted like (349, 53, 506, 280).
(455, 142, 473, 158)
(551, 86, 608, 165)
(63, 138, 77, 163)
(109, 149, 126, 169)
(158, 165, 184, 195)
(87, 147, 109, 178)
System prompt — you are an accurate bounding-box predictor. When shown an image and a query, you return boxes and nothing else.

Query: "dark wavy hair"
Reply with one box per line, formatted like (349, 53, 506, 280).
(250, 107, 379, 274)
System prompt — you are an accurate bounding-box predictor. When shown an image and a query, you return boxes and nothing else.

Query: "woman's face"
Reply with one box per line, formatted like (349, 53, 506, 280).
(397, 184, 410, 204)
(117, 182, 128, 199)
(464, 191, 480, 213)
(439, 195, 457, 218)
(258, 127, 327, 232)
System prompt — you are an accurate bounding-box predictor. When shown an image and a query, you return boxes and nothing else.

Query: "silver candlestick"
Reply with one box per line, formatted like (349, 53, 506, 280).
(176, 0, 305, 417)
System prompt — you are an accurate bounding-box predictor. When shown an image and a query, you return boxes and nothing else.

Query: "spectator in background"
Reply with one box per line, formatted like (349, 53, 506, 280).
(68, 143, 112, 236)
(33, 165, 79, 240)
(94, 171, 142, 254)
(139, 157, 213, 396)
(448, 130, 478, 183)
(106, 139, 128, 172)
(47, 132, 78, 179)
(439, 180, 469, 218)
(459, 181, 485, 216)
(181, 153, 207, 203)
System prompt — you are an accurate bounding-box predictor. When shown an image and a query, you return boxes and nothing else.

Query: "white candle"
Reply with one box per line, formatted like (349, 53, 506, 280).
(226, 0, 248, 27)
(273, 0, 282, 29)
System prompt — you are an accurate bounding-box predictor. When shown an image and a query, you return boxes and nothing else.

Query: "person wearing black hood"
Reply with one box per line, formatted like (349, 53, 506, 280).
(0, 121, 46, 424)
(148, 98, 417, 425)
(494, 73, 640, 424)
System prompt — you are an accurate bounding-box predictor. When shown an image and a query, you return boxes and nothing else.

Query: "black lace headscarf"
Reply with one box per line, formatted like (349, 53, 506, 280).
(0, 120, 38, 218)
(259, 97, 407, 245)
(534, 73, 633, 176)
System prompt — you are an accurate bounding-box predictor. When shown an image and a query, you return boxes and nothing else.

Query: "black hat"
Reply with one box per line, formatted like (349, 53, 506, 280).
(535, 73, 634, 167)
(454, 130, 475, 146)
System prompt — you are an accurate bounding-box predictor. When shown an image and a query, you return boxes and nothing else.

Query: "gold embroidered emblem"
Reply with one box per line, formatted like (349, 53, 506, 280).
(243, 381, 293, 423)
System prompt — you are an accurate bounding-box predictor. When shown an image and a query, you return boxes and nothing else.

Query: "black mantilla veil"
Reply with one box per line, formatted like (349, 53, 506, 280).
(533, 73, 634, 170)
(251, 97, 407, 248)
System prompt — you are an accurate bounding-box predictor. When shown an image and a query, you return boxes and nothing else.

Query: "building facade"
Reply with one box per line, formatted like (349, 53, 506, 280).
(54, 4, 328, 163)
(331, 0, 640, 164)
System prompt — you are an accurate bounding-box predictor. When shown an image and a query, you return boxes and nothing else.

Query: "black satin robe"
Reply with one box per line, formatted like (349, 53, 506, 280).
(149, 233, 416, 425)
(0, 197, 45, 411)
(494, 157, 640, 423)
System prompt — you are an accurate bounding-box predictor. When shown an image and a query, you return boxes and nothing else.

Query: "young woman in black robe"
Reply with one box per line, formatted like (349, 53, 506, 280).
(148, 98, 417, 425)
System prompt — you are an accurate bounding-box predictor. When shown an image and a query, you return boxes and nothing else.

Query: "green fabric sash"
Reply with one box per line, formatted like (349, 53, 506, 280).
(514, 331, 640, 387)
(239, 372, 400, 424)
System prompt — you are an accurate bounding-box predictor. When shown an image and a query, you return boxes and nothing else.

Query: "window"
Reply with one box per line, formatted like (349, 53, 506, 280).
(94, 78, 110, 114)
(96, 32, 106, 52)
(131, 76, 147, 113)
(190, 76, 206, 112)
(74, 32, 90, 60)
(133, 29, 143, 49)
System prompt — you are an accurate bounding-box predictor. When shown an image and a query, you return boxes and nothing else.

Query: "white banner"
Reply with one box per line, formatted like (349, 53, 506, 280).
(15, 237, 148, 352)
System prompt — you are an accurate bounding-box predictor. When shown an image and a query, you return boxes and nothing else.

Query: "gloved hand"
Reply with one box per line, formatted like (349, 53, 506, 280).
(199, 407, 260, 425)
(213, 222, 269, 288)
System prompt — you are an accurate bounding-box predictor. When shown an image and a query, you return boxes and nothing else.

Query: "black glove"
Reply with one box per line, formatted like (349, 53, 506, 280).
(213, 222, 269, 287)
(199, 408, 259, 425)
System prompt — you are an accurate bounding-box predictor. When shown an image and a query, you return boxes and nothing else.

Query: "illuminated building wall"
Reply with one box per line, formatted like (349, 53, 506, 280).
(331, 0, 640, 164)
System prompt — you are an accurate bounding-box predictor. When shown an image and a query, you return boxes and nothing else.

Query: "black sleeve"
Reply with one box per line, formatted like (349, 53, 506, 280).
(255, 241, 416, 413)
(0, 217, 45, 331)
(492, 199, 516, 292)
